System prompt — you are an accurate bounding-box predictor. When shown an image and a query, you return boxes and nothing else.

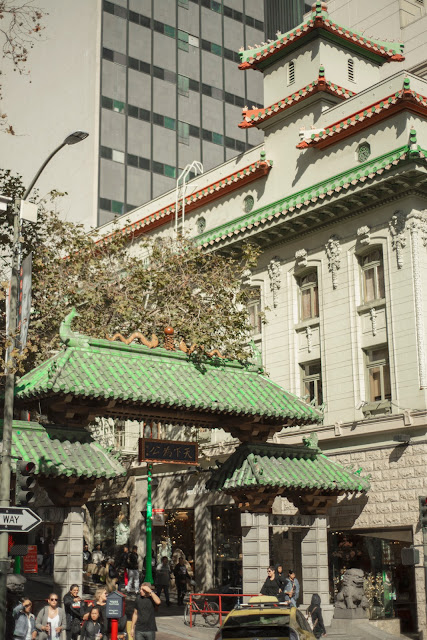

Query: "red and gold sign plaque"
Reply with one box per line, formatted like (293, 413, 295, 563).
(139, 438, 198, 465)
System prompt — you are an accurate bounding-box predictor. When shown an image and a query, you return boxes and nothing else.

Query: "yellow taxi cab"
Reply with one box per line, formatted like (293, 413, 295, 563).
(214, 595, 315, 640)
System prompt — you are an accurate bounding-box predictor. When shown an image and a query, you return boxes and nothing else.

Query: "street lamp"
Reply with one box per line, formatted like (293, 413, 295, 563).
(0, 131, 88, 637)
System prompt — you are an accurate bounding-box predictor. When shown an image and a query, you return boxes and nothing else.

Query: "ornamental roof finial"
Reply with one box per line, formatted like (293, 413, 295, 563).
(164, 326, 175, 350)
(312, 1, 328, 13)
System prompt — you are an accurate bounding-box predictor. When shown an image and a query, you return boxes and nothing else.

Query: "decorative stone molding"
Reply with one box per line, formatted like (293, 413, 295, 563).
(267, 257, 281, 308)
(325, 235, 341, 289)
(369, 307, 377, 336)
(389, 212, 406, 269)
(357, 225, 370, 246)
(306, 325, 313, 353)
(295, 248, 308, 268)
(407, 211, 427, 388)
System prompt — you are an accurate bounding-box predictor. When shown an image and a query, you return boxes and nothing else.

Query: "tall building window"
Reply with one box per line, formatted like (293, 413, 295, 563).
(248, 289, 262, 336)
(365, 347, 391, 402)
(361, 249, 385, 303)
(298, 271, 319, 321)
(301, 361, 323, 406)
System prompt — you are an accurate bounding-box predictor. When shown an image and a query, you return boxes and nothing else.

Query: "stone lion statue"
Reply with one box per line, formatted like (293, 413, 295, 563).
(335, 568, 369, 610)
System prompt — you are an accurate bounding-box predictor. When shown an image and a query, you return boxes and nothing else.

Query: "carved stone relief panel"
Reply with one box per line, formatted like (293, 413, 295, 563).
(325, 235, 341, 289)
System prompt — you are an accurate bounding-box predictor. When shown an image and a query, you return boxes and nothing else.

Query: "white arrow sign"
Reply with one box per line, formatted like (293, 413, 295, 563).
(0, 507, 42, 533)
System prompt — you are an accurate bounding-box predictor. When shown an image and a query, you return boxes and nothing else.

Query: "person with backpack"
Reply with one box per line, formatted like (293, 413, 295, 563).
(306, 593, 327, 638)
(127, 545, 140, 594)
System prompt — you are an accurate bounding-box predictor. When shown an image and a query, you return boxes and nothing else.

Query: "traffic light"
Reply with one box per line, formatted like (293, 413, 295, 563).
(419, 496, 427, 529)
(15, 461, 36, 506)
(401, 547, 420, 566)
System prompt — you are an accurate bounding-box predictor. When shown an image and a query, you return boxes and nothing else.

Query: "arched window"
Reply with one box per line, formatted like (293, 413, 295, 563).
(348, 58, 355, 82)
(288, 60, 295, 85)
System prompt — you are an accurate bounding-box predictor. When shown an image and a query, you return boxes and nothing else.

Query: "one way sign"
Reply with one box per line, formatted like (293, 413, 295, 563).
(0, 507, 42, 533)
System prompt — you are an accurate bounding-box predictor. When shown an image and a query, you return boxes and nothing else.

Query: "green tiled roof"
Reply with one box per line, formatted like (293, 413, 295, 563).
(0, 421, 126, 479)
(197, 144, 427, 248)
(206, 442, 370, 493)
(14, 313, 321, 426)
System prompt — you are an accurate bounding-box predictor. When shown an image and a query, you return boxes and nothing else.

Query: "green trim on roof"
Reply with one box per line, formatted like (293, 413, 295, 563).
(206, 442, 370, 493)
(0, 420, 126, 479)
(239, 3, 403, 69)
(196, 144, 426, 247)
(14, 317, 322, 425)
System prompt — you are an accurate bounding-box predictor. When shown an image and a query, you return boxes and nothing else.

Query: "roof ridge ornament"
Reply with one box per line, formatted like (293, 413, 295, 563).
(59, 307, 89, 348)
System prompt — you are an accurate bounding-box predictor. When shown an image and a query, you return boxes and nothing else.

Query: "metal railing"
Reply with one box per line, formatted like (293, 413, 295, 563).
(187, 591, 257, 627)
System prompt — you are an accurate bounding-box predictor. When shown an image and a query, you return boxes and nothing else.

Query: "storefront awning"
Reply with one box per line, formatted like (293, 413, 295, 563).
(0, 420, 126, 479)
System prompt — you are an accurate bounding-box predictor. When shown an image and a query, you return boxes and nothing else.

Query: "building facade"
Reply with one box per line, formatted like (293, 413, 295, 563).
(93, 1, 427, 633)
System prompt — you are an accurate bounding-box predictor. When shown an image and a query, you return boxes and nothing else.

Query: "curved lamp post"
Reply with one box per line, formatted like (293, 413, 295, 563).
(0, 131, 88, 637)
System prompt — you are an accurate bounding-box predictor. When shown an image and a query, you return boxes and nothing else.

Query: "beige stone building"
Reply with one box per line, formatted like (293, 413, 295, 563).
(89, 1, 427, 634)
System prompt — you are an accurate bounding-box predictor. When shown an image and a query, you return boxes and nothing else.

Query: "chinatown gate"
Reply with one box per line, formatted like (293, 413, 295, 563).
(13, 310, 369, 618)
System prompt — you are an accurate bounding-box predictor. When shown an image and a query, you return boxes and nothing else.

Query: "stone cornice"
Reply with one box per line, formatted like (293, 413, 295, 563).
(297, 79, 427, 149)
(197, 144, 427, 249)
(97, 155, 272, 244)
(238, 1, 404, 72)
(239, 67, 355, 130)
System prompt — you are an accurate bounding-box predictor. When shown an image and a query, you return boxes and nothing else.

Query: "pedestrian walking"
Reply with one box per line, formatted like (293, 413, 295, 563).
(173, 557, 190, 606)
(117, 545, 129, 589)
(126, 545, 140, 594)
(131, 583, 161, 640)
(260, 566, 281, 598)
(155, 556, 171, 606)
(283, 569, 300, 606)
(35, 592, 65, 640)
(63, 584, 84, 640)
(80, 607, 103, 640)
(12, 598, 37, 640)
(306, 593, 327, 638)
(83, 544, 92, 570)
(275, 564, 286, 591)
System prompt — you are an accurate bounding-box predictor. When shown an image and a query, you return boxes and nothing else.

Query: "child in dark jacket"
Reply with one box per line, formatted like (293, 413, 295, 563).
(307, 593, 326, 639)
(81, 607, 103, 639)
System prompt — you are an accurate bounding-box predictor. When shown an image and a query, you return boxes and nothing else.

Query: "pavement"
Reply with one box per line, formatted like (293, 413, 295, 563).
(19, 574, 217, 640)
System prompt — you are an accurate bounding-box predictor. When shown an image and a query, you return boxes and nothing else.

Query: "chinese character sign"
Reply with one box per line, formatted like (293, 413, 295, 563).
(139, 438, 198, 465)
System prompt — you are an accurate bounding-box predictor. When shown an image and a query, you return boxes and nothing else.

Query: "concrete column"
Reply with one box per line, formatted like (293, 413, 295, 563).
(194, 503, 213, 591)
(241, 512, 269, 598)
(301, 516, 333, 625)
(54, 507, 84, 598)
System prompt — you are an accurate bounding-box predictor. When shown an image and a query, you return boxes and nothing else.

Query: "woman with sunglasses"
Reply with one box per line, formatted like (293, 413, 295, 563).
(12, 597, 37, 640)
(35, 593, 65, 640)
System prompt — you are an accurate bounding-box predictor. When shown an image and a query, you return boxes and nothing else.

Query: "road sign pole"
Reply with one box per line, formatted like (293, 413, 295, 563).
(0, 201, 20, 638)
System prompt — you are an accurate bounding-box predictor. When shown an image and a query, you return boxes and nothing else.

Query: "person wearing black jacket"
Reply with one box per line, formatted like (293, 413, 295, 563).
(307, 593, 327, 638)
(63, 584, 84, 640)
(260, 566, 281, 598)
(80, 607, 102, 640)
(275, 564, 286, 592)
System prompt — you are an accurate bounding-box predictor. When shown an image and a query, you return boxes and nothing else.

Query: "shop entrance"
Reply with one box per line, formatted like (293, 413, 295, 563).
(329, 528, 417, 633)
(153, 509, 195, 576)
(212, 506, 242, 589)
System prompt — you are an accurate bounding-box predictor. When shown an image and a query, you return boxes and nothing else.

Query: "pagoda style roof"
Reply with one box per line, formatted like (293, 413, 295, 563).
(197, 140, 427, 250)
(14, 310, 321, 439)
(1, 420, 125, 479)
(207, 441, 370, 493)
(297, 78, 427, 149)
(98, 152, 272, 245)
(206, 440, 370, 512)
(239, 67, 355, 130)
(239, 1, 404, 72)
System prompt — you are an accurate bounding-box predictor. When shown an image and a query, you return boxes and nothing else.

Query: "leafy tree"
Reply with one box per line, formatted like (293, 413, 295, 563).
(0, 170, 262, 375)
(0, 0, 45, 134)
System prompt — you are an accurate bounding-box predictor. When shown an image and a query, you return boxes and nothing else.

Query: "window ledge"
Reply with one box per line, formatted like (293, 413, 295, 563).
(362, 400, 391, 417)
(357, 298, 386, 314)
(295, 318, 320, 331)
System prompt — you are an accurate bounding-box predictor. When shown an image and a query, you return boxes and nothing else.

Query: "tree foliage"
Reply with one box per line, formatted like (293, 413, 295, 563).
(0, 0, 45, 134)
(0, 171, 262, 376)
